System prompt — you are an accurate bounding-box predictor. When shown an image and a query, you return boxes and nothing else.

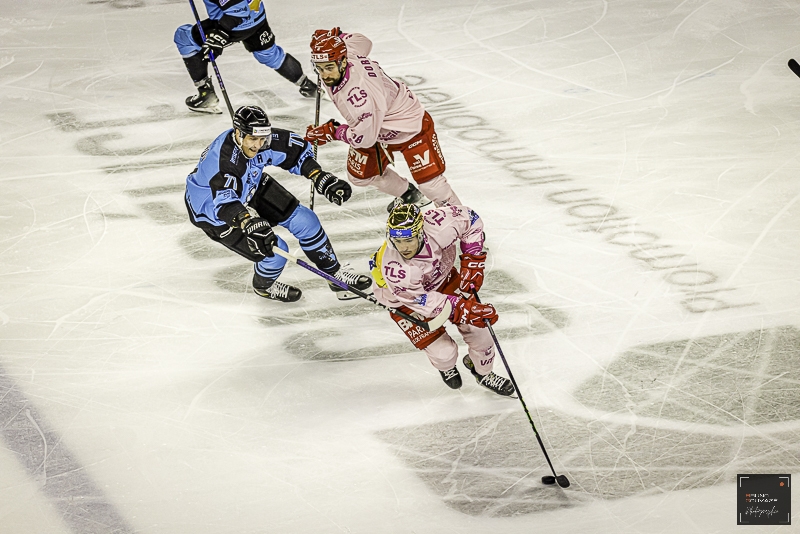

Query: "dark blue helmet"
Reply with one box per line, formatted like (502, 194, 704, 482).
(233, 105, 271, 137)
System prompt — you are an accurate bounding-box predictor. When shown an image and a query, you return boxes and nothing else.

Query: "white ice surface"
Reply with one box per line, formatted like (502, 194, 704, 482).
(1, 1, 799, 533)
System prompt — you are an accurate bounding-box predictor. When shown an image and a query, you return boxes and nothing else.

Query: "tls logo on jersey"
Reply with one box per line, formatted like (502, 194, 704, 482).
(383, 260, 407, 283)
(346, 87, 368, 107)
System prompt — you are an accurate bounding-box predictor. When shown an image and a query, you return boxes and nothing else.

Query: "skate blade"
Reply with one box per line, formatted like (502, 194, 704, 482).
(335, 291, 361, 301)
(187, 106, 223, 115)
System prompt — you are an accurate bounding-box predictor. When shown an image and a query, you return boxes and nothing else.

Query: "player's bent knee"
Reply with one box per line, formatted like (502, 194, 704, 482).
(280, 205, 323, 241)
(253, 45, 286, 69)
(347, 173, 378, 187)
(174, 24, 201, 57)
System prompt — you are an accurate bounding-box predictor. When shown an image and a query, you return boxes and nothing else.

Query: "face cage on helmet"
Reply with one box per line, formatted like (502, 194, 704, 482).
(386, 205, 424, 250)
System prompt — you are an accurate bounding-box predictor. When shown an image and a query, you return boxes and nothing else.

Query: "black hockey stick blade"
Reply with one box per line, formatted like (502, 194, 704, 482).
(788, 59, 800, 78)
(542, 474, 570, 487)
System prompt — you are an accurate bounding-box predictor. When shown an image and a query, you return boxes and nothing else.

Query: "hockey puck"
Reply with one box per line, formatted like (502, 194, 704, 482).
(556, 475, 571, 488)
(541, 475, 556, 485)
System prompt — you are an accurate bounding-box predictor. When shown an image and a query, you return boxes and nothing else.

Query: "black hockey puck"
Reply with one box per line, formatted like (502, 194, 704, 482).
(556, 475, 570, 488)
(541, 475, 556, 485)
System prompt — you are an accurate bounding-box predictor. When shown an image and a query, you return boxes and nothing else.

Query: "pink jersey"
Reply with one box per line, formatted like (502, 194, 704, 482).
(325, 33, 425, 148)
(371, 205, 485, 318)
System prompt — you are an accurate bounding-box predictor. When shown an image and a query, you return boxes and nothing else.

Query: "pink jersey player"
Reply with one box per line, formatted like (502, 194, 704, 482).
(304, 28, 462, 211)
(369, 203, 515, 396)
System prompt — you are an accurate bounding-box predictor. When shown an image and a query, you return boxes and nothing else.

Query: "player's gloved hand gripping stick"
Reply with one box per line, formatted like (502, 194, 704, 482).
(187, 0, 235, 118)
(273, 248, 450, 331)
(473, 291, 571, 489)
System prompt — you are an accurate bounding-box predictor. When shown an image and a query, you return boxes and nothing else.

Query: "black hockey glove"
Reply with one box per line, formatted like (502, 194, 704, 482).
(312, 171, 352, 206)
(240, 216, 277, 257)
(201, 29, 230, 60)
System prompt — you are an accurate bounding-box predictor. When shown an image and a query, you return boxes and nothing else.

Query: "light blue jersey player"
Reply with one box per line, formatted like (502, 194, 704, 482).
(173, 0, 317, 113)
(185, 105, 371, 302)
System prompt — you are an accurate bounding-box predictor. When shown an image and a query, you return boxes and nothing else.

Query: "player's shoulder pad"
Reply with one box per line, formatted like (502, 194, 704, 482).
(267, 128, 308, 152)
(369, 241, 388, 288)
(218, 131, 247, 175)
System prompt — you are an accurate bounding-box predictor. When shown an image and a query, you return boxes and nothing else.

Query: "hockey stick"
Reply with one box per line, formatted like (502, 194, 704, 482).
(789, 59, 800, 79)
(310, 74, 322, 211)
(375, 143, 386, 176)
(474, 291, 570, 489)
(188, 0, 235, 119)
(272, 248, 449, 331)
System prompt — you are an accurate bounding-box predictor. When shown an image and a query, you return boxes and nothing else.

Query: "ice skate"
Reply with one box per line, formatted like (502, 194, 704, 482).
(186, 78, 222, 114)
(297, 74, 318, 98)
(328, 265, 372, 300)
(386, 183, 432, 213)
(439, 366, 462, 389)
(253, 276, 302, 303)
(463, 355, 515, 397)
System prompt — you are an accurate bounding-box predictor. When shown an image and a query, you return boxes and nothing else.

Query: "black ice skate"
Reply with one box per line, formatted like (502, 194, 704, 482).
(463, 355, 515, 397)
(328, 266, 372, 300)
(186, 78, 222, 114)
(253, 277, 302, 303)
(386, 183, 432, 213)
(297, 75, 318, 98)
(439, 366, 462, 389)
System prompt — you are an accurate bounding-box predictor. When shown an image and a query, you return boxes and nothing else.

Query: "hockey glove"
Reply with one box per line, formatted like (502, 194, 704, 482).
(240, 216, 277, 258)
(311, 170, 352, 206)
(448, 295, 498, 327)
(305, 119, 341, 146)
(201, 29, 230, 60)
(458, 252, 487, 293)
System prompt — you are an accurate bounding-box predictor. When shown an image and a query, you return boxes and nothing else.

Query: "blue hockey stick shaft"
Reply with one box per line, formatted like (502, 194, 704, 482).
(187, 0, 235, 118)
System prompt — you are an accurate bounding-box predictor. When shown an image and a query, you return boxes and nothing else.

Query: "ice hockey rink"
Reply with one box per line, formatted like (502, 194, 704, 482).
(1, 0, 799, 532)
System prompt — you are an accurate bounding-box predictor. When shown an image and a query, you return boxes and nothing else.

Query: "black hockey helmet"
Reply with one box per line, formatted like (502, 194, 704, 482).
(233, 105, 272, 138)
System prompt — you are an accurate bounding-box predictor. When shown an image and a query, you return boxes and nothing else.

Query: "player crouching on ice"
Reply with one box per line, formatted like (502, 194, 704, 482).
(185, 105, 371, 302)
(369, 204, 515, 396)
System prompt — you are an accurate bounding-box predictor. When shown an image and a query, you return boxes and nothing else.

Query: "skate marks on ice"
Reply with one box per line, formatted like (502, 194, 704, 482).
(86, 0, 193, 11)
(400, 76, 757, 315)
(0, 367, 134, 534)
(275, 270, 567, 362)
(47, 90, 289, 174)
(378, 326, 800, 516)
(378, 412, 574, 517)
